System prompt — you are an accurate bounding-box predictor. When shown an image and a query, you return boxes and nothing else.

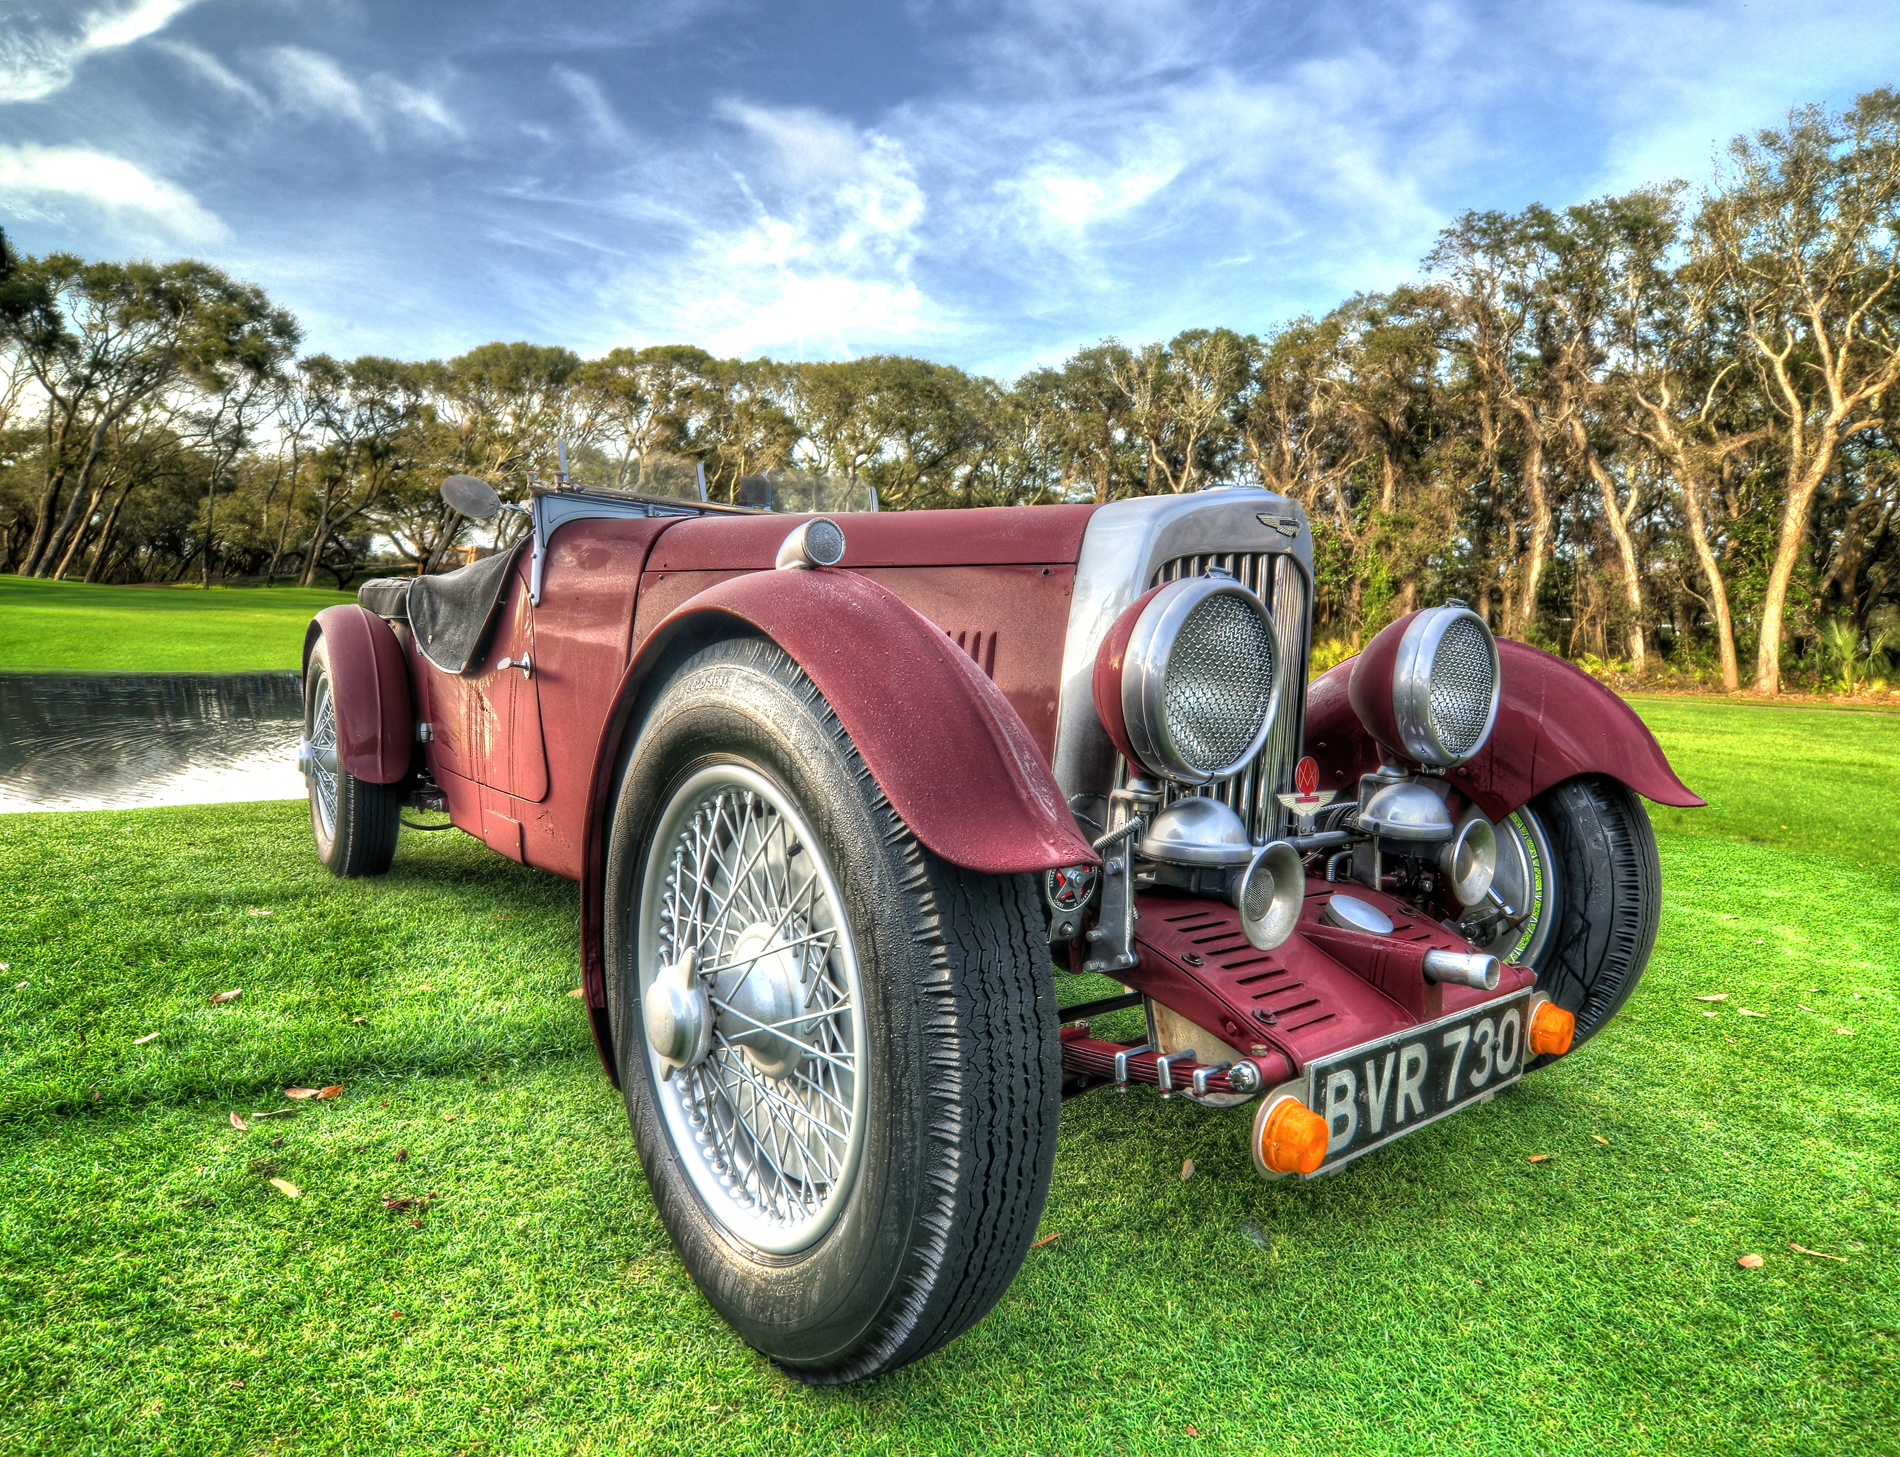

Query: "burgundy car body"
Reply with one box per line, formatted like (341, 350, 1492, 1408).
(314, 483, 1689, 1120)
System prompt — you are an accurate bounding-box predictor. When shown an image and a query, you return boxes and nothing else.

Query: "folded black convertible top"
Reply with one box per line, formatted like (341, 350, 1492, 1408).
(355, 541, 526, 675)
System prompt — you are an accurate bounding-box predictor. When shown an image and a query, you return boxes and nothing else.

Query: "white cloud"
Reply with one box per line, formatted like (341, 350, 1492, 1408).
(0, 142, 225, 241)
(0, 0, 200, 103)
(260, 46, 462, 149)
(553, 67, 630, 146)
(152, 39, 266, 109)
(574, 101, 944, 359)
(81, 0, 196, 51)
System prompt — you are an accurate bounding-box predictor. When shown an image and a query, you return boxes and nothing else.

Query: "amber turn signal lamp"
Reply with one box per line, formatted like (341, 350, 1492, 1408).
(1254, 1096, 1329, 1177)
(1528, 1000, 1577, 1057)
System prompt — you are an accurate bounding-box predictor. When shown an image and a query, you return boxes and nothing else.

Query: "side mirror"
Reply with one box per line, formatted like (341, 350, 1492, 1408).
(441, 474, 501, 519)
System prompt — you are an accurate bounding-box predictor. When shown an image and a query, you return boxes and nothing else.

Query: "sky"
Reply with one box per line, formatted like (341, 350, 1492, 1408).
(2, 0, 1898, 380)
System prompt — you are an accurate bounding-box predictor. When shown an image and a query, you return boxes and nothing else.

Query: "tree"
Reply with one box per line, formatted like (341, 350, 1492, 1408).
(20, 260, 260, 578)
(1695, 91, 1900, 691)
(179, 279, 301, 586)
(295, 355, 423, 587)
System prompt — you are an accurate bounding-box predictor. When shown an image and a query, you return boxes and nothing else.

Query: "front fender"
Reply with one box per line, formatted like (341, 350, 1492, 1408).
(302, 605, 414, 785)
(1306, 636, 1704, 818)
(575, 566, 1100, 1083)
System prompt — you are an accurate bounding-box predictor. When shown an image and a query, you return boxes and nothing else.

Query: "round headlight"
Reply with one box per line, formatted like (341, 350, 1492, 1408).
(1093, 575, 1280, 784)
(1356, 604, 1499, 768)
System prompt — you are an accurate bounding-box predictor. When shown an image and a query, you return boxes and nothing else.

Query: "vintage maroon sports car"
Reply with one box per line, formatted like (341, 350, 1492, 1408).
(299, 469, 1700, 1382)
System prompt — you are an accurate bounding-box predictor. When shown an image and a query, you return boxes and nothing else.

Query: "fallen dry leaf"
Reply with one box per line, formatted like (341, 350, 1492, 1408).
(418, 984, 434, 992)
(1593, 1135, 1610, 1146)
(284, 1087, 320, 1100)
(1526, 1154, 1551, 1164)
(568, 988, 585, 999)
(1798, 1004, 1816, 1012)
(1703, 1011, 1721, 1018)
(1836, 1028, 1855, 1036)
(1737, 1253, 1764, 1268)
(1737, 1008, 1766, 1018)
(1789, 1243, 1848, 1263)
(1180, 1158, 1196, 1181)
(442, 1113, 456, 1123)
(13, 980, 24, 990)
(246, 908, 272, 916)
(1694, 993, 1729, 1002)
(229, 1112, 249, 1132)
(383, 1196, 423, 1213)
(209, 989, 242, 1005)
(252, 1109, 296, 1121)
(395, 1147, 409, 1162)
(1185, 1427, 1201, 1438)
(350, 1016, 367, 1024)
(132, 1032, 160, 1045)
(268, 1178, 301, 1199)
(316, 1085, 344, 1100)
(1031, 1232, 1060, 1249)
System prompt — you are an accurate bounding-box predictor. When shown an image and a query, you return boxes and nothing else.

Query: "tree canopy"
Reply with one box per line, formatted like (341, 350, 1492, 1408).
(4, 91, 1897, 693)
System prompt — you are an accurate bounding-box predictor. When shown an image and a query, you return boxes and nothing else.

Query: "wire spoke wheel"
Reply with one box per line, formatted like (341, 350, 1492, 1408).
(308, 673, 340, 840)
(638, 763, 867, 1256)
(609, 639, 1057, 1381)
(301, 640, 400, 879)
(1476, 805, 1553, 968)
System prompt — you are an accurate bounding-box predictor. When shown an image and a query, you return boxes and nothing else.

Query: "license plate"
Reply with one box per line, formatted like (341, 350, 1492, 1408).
(1303, 992, 1533, 1174)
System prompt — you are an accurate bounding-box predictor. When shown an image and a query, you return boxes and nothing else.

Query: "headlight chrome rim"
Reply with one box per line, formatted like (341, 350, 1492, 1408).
(1392, 605, 1500, 768)
(1121, 576, 1281, 785)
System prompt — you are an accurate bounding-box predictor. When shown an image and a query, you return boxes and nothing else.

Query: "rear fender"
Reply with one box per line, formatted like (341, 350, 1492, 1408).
(1305, 637, 1704, 817)
(576, 566, 1100, 1083)
(302, 605, 415, 786)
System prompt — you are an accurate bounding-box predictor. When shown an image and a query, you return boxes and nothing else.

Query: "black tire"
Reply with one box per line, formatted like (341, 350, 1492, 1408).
(603, 637, 1059, 1384)
(1524, 773, 1661, 1059)
(303, 638, 402, 878)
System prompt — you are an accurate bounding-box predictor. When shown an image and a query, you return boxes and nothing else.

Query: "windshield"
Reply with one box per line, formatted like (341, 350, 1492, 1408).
(553, 448, 877, 513)
(734, 467, 877, 514)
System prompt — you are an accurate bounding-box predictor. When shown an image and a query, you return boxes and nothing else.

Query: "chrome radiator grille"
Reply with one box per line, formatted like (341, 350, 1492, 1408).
(1147, 549, 1309, 841)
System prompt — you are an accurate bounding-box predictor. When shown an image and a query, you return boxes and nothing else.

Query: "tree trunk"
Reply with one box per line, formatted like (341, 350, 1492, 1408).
(1576, 438, 1646, 672)
(82, 474, 139, 584)
(1511, 413, 1550, 635)
(51, 475, 112, 580)
(1754, 450, 1832, 693)
(34, 409, 117, 578)
(1672, 462, 1741, 692)
(265, 441, 300, 585)
(299, 497, 334, 588)
(20, 403, 74, 577)
(202, 469, 216, 590)
(299, 461, 345, 588)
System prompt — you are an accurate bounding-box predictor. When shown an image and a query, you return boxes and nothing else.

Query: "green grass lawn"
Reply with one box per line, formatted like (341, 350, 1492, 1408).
(1633, 696, 1900, 866)
(0, 576, 353, 673)
(0, 703, 1894, 1454)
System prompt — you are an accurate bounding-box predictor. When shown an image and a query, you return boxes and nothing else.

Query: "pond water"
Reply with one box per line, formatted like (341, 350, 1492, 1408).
(0, 672, 307, 813)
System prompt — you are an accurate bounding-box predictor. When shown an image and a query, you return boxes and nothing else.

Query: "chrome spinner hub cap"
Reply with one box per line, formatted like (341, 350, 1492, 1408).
(638, 765, 865, 1255)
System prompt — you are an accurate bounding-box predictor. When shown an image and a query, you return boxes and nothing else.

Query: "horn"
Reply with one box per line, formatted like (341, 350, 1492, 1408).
(1438, 811, 1498, 907)
(1235, 840, 1304, 951)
